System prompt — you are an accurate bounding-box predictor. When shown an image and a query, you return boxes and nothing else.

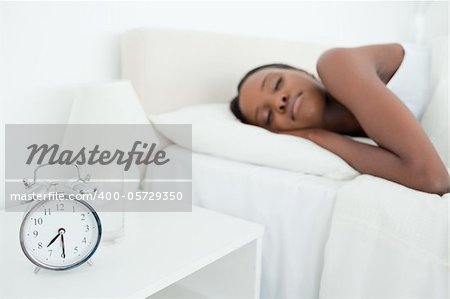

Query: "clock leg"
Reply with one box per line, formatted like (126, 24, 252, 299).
(87, 259, 93, 266)
(33, 267, 41, 274)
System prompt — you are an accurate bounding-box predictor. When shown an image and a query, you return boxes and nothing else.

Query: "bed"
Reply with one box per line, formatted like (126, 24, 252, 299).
(121, 28, 449, 298)
(156, 145, 343, 298)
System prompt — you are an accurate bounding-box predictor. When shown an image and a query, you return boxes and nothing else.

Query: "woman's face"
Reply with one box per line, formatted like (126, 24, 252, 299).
(238, 68, 328, 132)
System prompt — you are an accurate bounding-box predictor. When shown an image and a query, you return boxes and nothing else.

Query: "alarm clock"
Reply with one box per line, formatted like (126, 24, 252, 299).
(19, 164, 102, 273)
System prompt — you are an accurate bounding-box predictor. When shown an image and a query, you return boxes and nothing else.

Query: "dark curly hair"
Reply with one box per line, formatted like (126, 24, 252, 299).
(230, 63, 312, 123)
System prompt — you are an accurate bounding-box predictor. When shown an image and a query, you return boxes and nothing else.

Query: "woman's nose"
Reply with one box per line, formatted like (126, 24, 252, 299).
(275, 95, 288, 113)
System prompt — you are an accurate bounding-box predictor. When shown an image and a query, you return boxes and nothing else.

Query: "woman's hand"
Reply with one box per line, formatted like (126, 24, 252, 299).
(284, 128, 338, 145)
(281, 128, 330, 142)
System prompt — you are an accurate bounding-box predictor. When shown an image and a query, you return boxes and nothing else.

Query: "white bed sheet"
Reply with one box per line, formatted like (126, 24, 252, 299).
(150, 145, 346, 299)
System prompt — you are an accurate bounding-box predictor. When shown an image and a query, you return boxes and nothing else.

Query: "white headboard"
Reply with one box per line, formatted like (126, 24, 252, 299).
(120, 28, 331, 115)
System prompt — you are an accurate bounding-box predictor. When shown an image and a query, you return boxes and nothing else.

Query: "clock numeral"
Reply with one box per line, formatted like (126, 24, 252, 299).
(56, 203, 64, 211)
(72, 206, 76, 212)
(74, 246, 78, 254)
(48, 249, 53, 257)
(37, 242, 43, 249)
(33, 218, 43, 225)
(82, 237, 87, 244)
(33, 230, 39, 237)
(80, 213, 86, 221)
(44, 208, 51, 216)
(85, 225, 89, 232)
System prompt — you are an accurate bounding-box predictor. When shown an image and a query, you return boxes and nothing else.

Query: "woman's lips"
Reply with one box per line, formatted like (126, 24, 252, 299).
(290, 92, 304, 121)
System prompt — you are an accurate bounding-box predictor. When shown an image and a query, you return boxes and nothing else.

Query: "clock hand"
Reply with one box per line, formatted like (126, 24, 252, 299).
(47, 228, 65, 248)
(47, 233, 60, 248)
(61, 233, 65, 259)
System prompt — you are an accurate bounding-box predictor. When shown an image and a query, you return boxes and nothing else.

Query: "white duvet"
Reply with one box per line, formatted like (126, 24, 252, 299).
(319, 175, 449, 299)
(150, 145, 449, 298)
(149, 145, 345, 299)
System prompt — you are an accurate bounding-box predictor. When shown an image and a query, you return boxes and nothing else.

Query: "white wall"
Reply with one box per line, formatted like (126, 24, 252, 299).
(3, 1, 445, 124)
(421, 1, 449, 44)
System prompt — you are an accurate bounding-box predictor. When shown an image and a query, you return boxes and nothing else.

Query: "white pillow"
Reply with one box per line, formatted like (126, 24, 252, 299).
(420, 35, 449, 167)
(149, 103, 359, 180)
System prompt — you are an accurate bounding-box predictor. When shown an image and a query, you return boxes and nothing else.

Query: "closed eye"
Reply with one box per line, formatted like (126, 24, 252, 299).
(274, 76, 282, 91)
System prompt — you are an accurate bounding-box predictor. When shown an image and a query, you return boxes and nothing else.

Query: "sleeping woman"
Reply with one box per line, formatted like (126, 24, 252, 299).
(230, 43, 450, 195)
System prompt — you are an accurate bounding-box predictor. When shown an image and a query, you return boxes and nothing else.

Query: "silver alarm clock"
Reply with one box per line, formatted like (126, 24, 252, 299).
(19, 164, 102, 273)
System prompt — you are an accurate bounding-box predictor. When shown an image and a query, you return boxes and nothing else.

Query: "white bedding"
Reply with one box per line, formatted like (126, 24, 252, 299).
(148, 145, 346, 299)
(319, 175, 449, 299)
(149, 103, 359, 180)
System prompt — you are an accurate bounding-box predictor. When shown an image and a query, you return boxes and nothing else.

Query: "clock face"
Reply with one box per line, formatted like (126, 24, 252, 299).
(20, 197, 102, 270)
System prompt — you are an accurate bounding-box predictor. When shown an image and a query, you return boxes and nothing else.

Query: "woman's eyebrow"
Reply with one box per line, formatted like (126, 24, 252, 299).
(261, 73, 269, 90)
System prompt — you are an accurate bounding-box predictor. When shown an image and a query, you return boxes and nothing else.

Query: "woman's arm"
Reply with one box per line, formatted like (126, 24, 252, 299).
(288, 128, 448, 195)
(297, 46, 449, 195)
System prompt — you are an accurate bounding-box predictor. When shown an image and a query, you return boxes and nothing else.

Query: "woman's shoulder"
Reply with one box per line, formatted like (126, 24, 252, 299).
(316, 43, 405, 85)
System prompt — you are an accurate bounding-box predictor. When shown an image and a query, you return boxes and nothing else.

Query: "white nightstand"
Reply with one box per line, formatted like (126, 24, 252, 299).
(0, 206, 264, 299)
